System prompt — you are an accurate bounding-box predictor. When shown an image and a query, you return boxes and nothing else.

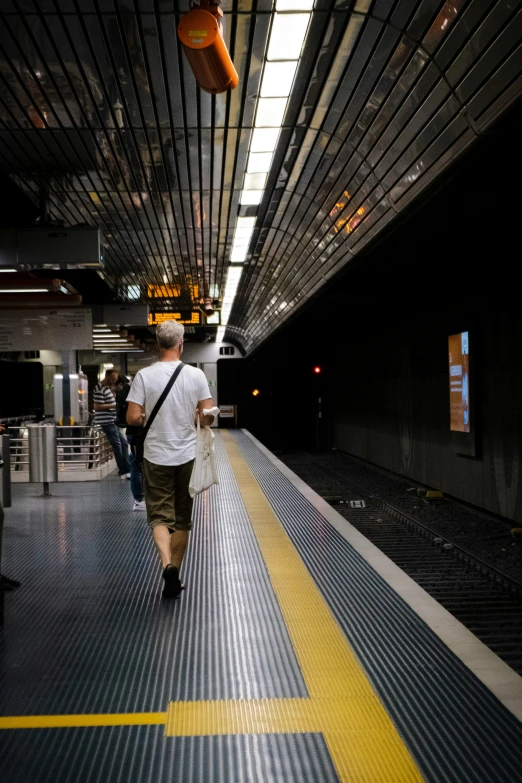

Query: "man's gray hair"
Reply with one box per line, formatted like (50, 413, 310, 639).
(156, 320, 184, 351)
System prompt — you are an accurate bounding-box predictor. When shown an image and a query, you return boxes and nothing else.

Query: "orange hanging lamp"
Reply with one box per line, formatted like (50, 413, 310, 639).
(178, 0, 239, 94)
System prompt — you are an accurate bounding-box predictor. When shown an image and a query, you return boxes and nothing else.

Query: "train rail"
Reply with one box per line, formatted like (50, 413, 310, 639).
(282, 452, 522, 676)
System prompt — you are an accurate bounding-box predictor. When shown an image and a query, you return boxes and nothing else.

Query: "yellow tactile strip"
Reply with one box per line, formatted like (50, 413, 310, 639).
(164, 433, 424, 782)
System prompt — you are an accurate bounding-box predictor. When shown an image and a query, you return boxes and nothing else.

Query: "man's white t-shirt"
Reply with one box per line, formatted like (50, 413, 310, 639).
(127, 361, 211, 466)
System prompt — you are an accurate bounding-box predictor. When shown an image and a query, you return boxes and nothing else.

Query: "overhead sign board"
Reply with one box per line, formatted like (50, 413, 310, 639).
(102, 303, 150, 326)
(149, 311, 201, 325)
(147, 284, 199, 298)
(0, 308, 93, 351)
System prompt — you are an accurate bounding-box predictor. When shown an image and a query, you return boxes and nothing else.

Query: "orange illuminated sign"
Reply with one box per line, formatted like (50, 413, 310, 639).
(147, 284, 200, 299)
(148, 312, 201, 326)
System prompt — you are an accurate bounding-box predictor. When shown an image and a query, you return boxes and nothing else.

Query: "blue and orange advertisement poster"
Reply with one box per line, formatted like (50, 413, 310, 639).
(448, 331, 470, 433)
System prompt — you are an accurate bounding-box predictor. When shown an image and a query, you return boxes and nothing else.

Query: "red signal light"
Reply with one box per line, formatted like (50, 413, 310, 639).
(313, 366, 321, 374)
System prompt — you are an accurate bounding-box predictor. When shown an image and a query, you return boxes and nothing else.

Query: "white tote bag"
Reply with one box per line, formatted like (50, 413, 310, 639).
(189, 419, 219, 498)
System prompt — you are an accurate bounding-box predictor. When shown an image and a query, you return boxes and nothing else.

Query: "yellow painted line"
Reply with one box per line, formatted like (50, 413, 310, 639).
(210, 432, 424, 783)
(0, 712, 166, 730)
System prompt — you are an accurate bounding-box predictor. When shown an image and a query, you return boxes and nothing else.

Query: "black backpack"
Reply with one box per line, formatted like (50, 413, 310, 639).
(115, 384, 130, 428)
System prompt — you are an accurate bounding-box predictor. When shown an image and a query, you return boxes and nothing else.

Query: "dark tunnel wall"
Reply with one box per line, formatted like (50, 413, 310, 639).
(329, 100, 522, 522)
(333, 309, 522, 522)
(241, 97, 522, 524)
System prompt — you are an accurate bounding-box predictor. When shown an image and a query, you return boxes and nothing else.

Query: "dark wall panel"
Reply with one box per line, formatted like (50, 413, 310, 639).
(333, 310, 522, 523)
(0, 361, 44, 419)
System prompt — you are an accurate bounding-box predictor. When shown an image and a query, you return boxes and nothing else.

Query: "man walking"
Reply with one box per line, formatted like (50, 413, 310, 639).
(126, 320, 214, 598)
(93, 369, 131, 479)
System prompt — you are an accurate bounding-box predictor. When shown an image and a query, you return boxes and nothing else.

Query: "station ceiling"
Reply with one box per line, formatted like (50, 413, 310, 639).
(0, 0, 520, 354)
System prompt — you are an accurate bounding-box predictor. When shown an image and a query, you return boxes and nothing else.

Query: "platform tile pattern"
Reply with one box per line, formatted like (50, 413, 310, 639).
(0, 436, 306, 717)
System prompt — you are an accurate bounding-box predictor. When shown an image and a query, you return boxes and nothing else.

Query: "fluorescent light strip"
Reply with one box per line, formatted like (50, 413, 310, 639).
(0, 269, 17, 273)
(222, 5, 311, 339)
(239, 191, 263, 206)
(250, 128, 280, 152)
(0, 288, 49, 293)
(221, 267, 243, 326)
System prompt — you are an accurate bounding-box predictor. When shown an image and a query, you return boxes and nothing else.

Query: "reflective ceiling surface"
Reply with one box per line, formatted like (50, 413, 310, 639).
(0, 0, 520, 353)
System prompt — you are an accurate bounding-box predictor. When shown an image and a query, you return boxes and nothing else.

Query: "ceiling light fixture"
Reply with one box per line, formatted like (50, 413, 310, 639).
(239, 191, 264, 206)
(243, 173, 268, 191)
(0, 288, 49, 293)
(221, 0, 312, 340)
(260, 61, 298, 97)
(250, 128, 280, 152)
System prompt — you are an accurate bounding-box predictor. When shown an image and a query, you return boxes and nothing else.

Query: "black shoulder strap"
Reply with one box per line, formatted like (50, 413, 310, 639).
(143, 363, 184, 440)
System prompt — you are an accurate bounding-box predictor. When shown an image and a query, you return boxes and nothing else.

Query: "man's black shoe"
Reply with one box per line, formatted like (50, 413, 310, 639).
(162, 565, 182, 599)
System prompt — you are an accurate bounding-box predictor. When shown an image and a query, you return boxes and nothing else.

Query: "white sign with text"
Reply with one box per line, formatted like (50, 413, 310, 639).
(0, 308, 93, 351)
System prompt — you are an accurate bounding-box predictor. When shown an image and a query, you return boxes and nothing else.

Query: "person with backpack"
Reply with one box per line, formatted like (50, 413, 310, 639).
(115, 376, 145, 511)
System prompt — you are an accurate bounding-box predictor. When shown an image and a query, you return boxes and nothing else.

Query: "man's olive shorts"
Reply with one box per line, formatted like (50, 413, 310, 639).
(143, 458, 194, 532)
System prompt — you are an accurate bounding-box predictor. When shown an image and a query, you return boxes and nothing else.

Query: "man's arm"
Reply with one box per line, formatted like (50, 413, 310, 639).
(125, 372, 145, 425)
(127, 401, 145, 427)
(196, 398, 215, 427)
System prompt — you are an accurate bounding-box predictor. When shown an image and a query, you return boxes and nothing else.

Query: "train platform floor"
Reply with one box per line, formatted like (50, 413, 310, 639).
(1, 430, 522, 783)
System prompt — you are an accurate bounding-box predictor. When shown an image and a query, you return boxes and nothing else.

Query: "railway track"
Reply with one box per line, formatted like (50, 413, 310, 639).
(282, 453, 522, 675)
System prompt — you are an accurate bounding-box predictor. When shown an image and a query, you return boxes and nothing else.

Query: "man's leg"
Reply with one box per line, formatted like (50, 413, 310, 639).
(170, 531, 189, 570)
(172, 459, 195, 571)
(152, 525, 172, 569)
(102, 423, 127, 475)
(129, 450, 144, 503)
(117, 428, 131, 475)
(143, 459, 178, 573)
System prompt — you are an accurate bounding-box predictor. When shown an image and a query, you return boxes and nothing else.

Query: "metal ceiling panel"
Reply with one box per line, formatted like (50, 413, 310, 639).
(228, 0, 522, 352)
(0, 0, 520, 350)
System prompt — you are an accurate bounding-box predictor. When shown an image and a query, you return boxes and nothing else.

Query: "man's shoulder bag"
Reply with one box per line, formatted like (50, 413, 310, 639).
(132, 363, 184, 466)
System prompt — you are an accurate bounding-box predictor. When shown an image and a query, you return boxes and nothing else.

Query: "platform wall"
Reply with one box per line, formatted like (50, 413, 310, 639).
(333, 308, 522, 523)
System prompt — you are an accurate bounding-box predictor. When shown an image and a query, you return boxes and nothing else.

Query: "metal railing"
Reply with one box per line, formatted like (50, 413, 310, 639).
(8, 427, 29, 472)
(8, 426, 114, 473)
